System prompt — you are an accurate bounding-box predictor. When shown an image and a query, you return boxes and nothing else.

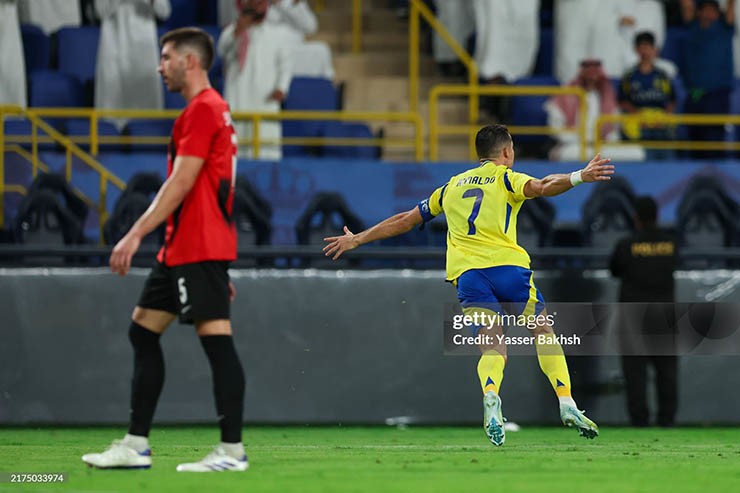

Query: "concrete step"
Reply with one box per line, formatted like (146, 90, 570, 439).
(335, 52, 437, 79)
(318, 0, 391, 11)
(317, 10, 407, 33)
(343, 75, 455, 111)
(309, 31, 411, 53)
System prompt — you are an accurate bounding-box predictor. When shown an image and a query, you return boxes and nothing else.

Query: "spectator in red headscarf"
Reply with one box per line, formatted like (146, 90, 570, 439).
(545, 59, 645, 161)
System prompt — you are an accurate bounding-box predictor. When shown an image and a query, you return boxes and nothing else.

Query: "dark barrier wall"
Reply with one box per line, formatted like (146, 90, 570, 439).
(1, 268, 739, 425)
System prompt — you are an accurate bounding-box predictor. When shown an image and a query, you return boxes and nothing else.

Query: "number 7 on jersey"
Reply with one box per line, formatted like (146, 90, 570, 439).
(462, 188, 484, 235)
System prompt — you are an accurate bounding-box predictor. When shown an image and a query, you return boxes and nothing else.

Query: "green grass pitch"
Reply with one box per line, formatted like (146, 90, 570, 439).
(1, 426, 739, 492)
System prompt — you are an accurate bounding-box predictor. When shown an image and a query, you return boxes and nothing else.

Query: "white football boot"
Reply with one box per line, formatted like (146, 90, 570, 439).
(560, 403, 599, 439)
(483, 391, 506, 446)
(82, 440, 152, 469)
(176, 445, 249, 472)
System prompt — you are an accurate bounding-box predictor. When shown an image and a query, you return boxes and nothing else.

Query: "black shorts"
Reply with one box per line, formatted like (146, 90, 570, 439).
(137, 261, 231, 324)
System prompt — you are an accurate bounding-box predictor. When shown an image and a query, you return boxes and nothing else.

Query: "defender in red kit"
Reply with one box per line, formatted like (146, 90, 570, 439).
(82, 27, 248, 473)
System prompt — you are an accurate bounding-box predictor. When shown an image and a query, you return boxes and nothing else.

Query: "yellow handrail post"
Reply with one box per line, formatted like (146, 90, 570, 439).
(91, 112, 99, 156)
(429, 86, 439, 161)
(409, 0, 420, 115)
(414, 113, 424, 161)
(252, 115, 261, 158)
(0, 109, 4, 228)
(578, 92, 588, 161)
(99, 175, 108, 243)
(31, 121, 38, 177)
(66, 147, 72, 182)
(352, 0, 362, 54)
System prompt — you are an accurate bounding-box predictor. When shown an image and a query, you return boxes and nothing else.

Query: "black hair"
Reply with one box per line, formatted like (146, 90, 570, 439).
(634, 31, 656, 47)
(475, 124, 512, 159)
(160, 27, 215, 71)
(635, 196, 658, 226)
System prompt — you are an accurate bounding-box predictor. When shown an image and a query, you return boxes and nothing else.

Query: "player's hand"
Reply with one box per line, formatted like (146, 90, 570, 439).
(581, 153, 614, 183)
(110, 232, 142, 277)
(323, 226, 359, 260)
(229, 281, 236, 302)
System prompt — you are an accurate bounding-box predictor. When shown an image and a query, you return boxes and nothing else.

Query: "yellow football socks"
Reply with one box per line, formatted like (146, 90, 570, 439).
(477, 350, 506, 395)
(536, 333, 572, 398)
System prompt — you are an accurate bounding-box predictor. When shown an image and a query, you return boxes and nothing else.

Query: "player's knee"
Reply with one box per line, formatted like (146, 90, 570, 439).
(128, 321, 161, 349)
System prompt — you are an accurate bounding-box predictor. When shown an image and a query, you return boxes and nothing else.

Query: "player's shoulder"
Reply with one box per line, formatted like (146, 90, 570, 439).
(184, 90, 227, 122)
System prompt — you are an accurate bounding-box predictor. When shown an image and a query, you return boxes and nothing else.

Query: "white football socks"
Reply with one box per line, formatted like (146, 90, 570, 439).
(220, 442, 245, 459)
(558, 396, 578, 409)
(122, 434, 150, 453)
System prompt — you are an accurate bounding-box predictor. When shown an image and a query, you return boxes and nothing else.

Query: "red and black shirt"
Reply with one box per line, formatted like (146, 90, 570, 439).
(157, 88, 238, 266)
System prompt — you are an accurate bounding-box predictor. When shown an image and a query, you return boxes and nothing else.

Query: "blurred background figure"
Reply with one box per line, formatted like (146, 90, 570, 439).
(0, 0, 27, 107)
(545, 59, 644, 161)
(94, 0, 171, 123)
(555, 0, 626, 82)
(618, 0, 677, 78)
(680, 0, 735, 159)
(473, 0, 540, 83)
(269, 0, 333, 79)
(18, 0, 81, 35)
(431, 0, 474, 77)
(618, 31, 677, 160)
(610, 196, 678, 427)
(474, 0, 539, 122)
(219, 0, 292, 160)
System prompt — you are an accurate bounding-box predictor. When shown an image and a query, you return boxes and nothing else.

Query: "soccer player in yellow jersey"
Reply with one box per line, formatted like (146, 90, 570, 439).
(324, 124, 613, 446)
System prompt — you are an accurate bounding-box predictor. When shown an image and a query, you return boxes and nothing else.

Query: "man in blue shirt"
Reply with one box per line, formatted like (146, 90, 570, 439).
(619, 31, 677, 160)
(680, 0, 736, 159)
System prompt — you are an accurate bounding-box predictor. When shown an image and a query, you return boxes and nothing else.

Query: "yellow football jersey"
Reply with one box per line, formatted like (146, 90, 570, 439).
(418, 160, 535, 281)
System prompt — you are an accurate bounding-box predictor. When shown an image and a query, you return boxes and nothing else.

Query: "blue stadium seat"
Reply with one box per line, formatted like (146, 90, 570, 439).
(56, 27, 100, 84)
(283, 77, 339, 156)
(199, 0, 218, 24)
(510, 76, 558, 147)
(162, 0, 199, 29)
(29, 71, 85, 107)
(65, 119, 123, 152)
(534, 28, 553, 77)
(284, 77, 339, 111)
(125, 120, 173, 153)
(322, 122, 378, 159)
(21, 24, 50, 74)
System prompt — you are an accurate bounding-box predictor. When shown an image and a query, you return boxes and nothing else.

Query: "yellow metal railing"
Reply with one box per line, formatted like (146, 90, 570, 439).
(11, 108, 423, 161)
(595, 113, 740, 153)
(429, 85, 588, 162)
(0, 106, 126, 236)
(409, 0, 478, 123)
(352, 0, 362, 53)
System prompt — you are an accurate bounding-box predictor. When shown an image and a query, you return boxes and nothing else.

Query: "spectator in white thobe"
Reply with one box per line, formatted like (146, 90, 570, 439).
(18, 0, 81, 35)
(94, 0, 171, 118)
(0, 0, 26, 107)
(555, 0, 626, 82)
(431, 0, 474, 76)
(219, 0, 292, 160)
(268, 0, 333, 79)
(473, 0, 540, 82)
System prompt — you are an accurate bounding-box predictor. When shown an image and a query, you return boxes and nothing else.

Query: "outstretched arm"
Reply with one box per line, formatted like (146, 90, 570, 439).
(523, 154, 614, 198)
(323, 207, 423, 260)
